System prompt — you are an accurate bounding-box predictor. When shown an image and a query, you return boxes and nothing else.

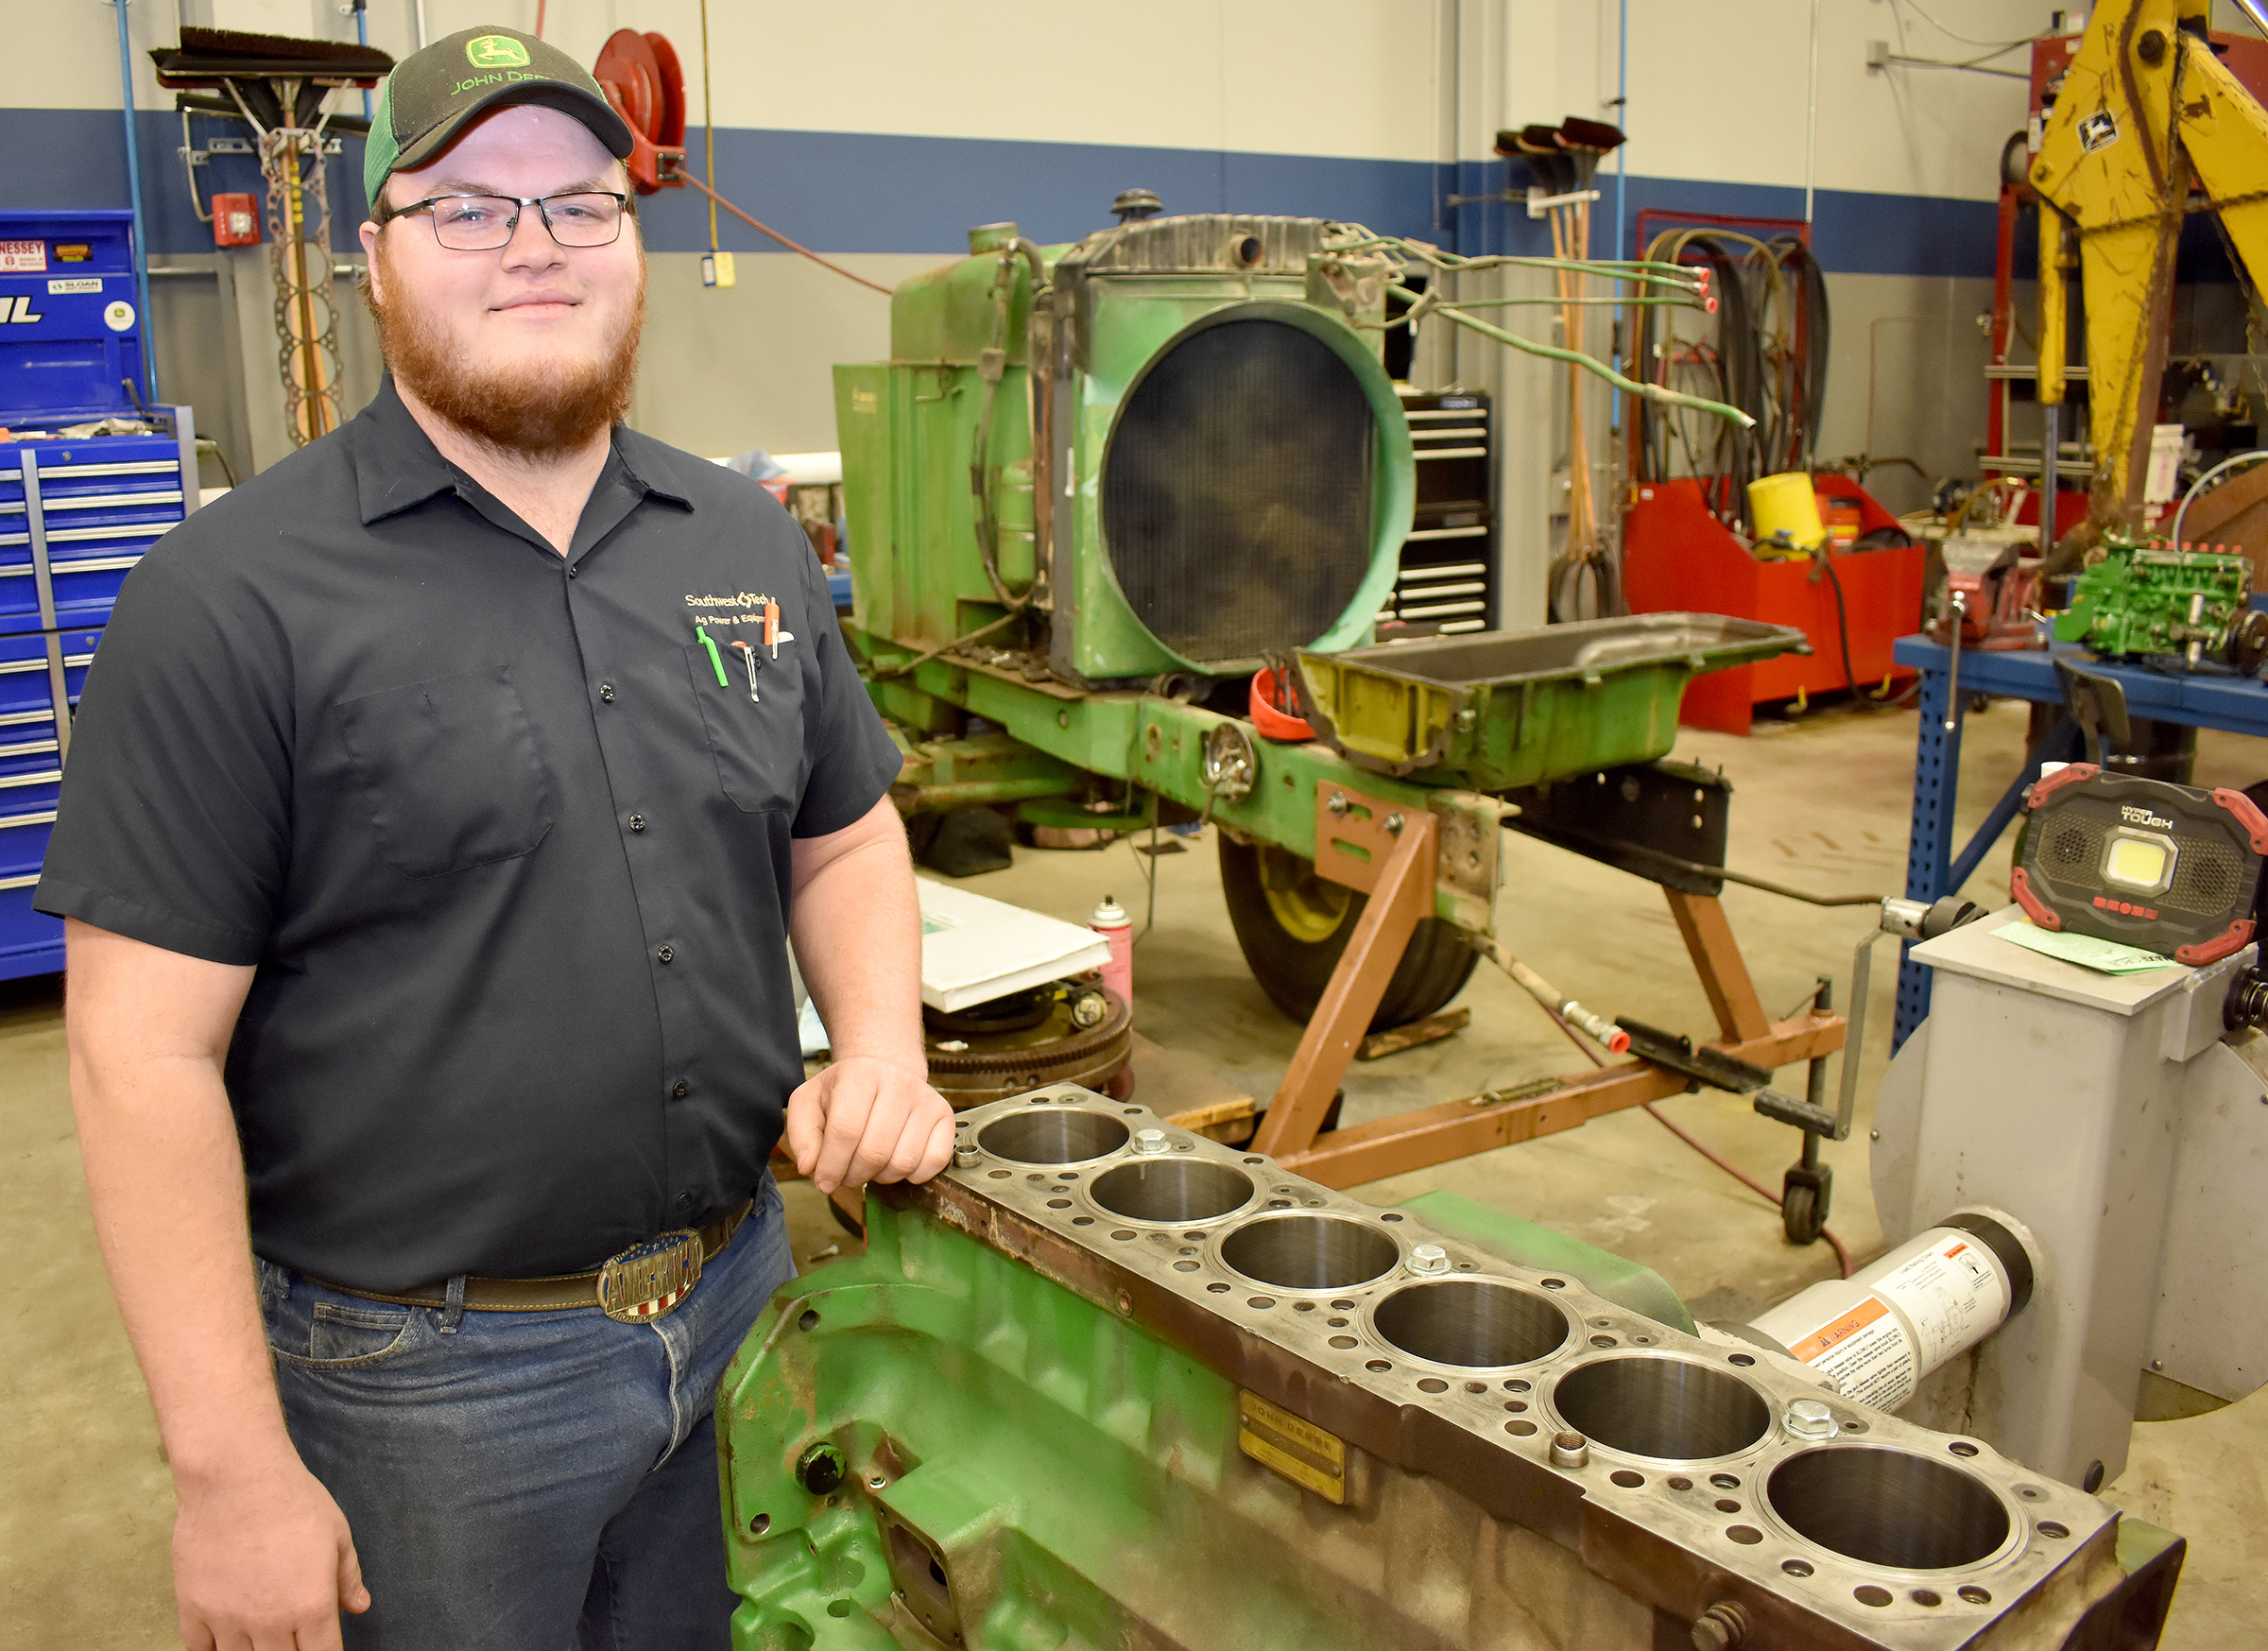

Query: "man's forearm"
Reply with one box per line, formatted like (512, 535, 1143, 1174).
(64, 924, 291, 1481)
(788, 807, 925, 1070)
(783, 802, 953, 1193)
(75, 1050, 293, 1479)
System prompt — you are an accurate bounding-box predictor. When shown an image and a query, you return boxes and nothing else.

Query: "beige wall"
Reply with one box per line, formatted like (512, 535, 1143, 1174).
(626, 254, 941, 460)
(1816, 274, 2001, 519)
(59, 1, 2035, 615)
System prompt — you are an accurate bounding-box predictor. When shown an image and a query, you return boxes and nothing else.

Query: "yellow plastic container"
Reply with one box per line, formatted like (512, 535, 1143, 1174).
(1747, 471, 1826, 554)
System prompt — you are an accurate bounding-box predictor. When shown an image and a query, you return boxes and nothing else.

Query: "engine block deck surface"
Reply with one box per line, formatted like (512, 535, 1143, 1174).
(719, 1088, 2180, 1650)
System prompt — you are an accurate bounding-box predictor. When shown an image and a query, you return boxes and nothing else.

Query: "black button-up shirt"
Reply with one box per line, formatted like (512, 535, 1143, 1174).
(37, 378, 900, 1291)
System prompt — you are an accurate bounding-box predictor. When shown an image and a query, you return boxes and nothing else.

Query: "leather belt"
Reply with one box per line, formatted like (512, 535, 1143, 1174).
(309, 1200, 753, 1323)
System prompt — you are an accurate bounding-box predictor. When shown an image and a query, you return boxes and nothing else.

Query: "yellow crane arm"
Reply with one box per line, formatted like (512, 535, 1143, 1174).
(2034, 1, 2268, 540)
(2030, 0, 2187, 535)
(2174, 36, 2268, 305)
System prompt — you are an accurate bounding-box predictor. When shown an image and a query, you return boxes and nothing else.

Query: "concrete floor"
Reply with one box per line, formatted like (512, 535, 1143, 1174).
(5, 694, 2265, 1646)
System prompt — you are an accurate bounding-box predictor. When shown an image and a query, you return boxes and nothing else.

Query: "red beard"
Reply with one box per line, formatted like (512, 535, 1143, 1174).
(365, 232, 644, 457)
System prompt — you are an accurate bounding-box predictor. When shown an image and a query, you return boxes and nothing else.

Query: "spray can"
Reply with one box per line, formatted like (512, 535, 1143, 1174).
(1091, 895, 1132, 1007)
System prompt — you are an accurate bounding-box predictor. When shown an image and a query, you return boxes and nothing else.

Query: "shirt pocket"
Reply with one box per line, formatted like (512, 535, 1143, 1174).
(684, 638, 802, 814)
(335, 664, 555, 877)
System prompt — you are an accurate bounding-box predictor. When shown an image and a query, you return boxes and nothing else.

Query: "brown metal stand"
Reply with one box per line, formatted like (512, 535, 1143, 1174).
(1254, 814, 1845, 1186)
(1251, 785, 1438, 1159)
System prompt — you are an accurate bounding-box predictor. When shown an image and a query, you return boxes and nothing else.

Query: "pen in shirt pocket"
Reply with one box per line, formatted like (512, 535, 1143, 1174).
(696, 624, 729, 687)
(730, 640, 762, 702)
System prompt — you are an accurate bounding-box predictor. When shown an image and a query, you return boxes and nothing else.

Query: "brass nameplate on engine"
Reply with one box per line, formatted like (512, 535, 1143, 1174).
(1238, 1388, 1347, 1505)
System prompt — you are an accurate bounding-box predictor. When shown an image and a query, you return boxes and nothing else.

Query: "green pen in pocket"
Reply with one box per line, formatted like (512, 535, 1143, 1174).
(696, 624, 729, 686)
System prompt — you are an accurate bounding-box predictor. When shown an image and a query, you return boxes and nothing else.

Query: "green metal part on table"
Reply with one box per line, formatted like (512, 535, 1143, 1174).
(2053, 538, 2254, 663)
(718, 1088, 2181, 1651)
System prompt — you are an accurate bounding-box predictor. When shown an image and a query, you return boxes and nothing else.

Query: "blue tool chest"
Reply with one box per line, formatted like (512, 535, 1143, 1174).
(0, 209, 149, 425)
(0, 208, 196, 979)
(0, 425, 195, 978)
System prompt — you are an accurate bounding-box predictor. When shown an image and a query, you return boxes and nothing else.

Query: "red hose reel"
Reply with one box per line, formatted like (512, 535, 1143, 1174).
(593, 29, 686, 194)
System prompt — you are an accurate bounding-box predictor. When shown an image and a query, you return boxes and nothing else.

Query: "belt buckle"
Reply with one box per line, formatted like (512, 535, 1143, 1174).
(596, 1229, 704, 1323)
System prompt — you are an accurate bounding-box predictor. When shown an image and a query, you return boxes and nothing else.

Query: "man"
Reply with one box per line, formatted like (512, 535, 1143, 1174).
(36, 26, 951, 1651)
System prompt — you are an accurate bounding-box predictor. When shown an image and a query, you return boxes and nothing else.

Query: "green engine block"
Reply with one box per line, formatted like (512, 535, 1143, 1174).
(2053, 538, 2255, 664)
(717, 1089, 2180, 1651)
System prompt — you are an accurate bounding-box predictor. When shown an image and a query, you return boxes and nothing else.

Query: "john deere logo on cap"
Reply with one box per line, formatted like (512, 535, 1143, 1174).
(466, 34, 530, 68)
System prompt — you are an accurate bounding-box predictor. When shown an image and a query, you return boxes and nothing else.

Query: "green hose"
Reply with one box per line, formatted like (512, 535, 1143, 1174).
(1386, 283, 1756, 430)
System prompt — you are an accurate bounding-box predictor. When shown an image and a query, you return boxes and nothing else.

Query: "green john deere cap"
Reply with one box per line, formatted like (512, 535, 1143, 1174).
(364, 26, 634, 207)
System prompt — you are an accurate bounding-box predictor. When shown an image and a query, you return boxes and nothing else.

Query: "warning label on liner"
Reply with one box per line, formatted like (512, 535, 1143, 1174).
(1791, 1297, 1915, 1408)
(1780, 1235, 2008, 1411)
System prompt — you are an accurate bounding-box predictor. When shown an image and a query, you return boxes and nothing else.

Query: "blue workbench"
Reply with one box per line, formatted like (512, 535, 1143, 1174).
(1890, 632, 2268, 1046)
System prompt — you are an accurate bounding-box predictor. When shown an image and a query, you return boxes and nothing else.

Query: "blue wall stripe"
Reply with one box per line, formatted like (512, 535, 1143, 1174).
(0, 107, 2002, 278)
(1448, 157, 2002, 279)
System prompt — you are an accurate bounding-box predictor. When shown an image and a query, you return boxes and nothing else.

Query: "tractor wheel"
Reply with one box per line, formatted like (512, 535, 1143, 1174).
(1218, 834, 1478, 1032)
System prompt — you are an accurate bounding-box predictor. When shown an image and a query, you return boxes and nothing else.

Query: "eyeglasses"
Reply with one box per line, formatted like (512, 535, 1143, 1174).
(387, 191, 631, 251)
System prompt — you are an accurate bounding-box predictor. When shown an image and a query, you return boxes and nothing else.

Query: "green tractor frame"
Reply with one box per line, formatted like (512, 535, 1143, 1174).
(836, 205, 1841, 1186)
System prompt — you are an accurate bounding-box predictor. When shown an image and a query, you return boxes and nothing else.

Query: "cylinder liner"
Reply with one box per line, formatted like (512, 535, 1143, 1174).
(1550, 1355, 1773, 1461)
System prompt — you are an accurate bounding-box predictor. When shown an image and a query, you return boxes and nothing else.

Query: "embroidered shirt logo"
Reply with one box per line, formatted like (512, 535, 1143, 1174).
(687, 592, 795, 654)
(689, 594, 795, 701)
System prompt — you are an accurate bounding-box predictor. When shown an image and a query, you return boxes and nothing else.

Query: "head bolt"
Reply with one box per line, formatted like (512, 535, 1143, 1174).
(1550, 1430, 1589, 1469)
(1408, 1243, 1450, 1275)
(1692, 1601, 1750, 1650)
(953, 1146, 980, 1169)
(1784, 1399, 1837, 1439)
(1133, 1128, 1170, 1155)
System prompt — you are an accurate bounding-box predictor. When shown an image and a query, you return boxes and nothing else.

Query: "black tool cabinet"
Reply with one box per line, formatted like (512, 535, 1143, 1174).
(1385, 388, 1495, 634)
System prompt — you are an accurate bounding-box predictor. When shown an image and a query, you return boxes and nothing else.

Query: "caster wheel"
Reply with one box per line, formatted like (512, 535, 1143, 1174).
(1781, 1161, 1832, 1246)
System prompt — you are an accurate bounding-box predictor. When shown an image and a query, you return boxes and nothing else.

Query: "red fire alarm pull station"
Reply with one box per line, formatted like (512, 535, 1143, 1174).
(212, 193, 260, 248)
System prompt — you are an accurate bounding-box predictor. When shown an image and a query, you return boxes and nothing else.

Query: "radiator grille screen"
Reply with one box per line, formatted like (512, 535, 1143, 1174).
(1101, 318, 1376, 665)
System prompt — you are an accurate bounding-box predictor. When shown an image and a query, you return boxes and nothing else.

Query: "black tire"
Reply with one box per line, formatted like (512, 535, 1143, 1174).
(1218, 834, 1479, 1032)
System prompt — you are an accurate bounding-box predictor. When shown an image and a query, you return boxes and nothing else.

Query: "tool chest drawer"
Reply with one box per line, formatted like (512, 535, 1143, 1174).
(0, 434, 186, 636)
(0, 627, 96, 714)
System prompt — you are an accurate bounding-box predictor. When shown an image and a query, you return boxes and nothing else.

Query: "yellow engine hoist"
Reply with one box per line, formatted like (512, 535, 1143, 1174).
(2032, 0, 2268, 541)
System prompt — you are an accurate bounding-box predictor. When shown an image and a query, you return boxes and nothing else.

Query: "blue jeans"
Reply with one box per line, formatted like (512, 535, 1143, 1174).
(256, 1178, 794, 1651)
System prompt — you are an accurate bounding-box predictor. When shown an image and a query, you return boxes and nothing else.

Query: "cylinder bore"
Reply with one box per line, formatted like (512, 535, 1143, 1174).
(1091, 1159, 1254, 1224)
(1551, 1356, 1772, 1461)
(1372, 1280, 1572, 1368)
(1220, 1213, 1399, 1290)
(976, 1109, 1131, 1165)
(1767, 1447, 2013, 1570)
